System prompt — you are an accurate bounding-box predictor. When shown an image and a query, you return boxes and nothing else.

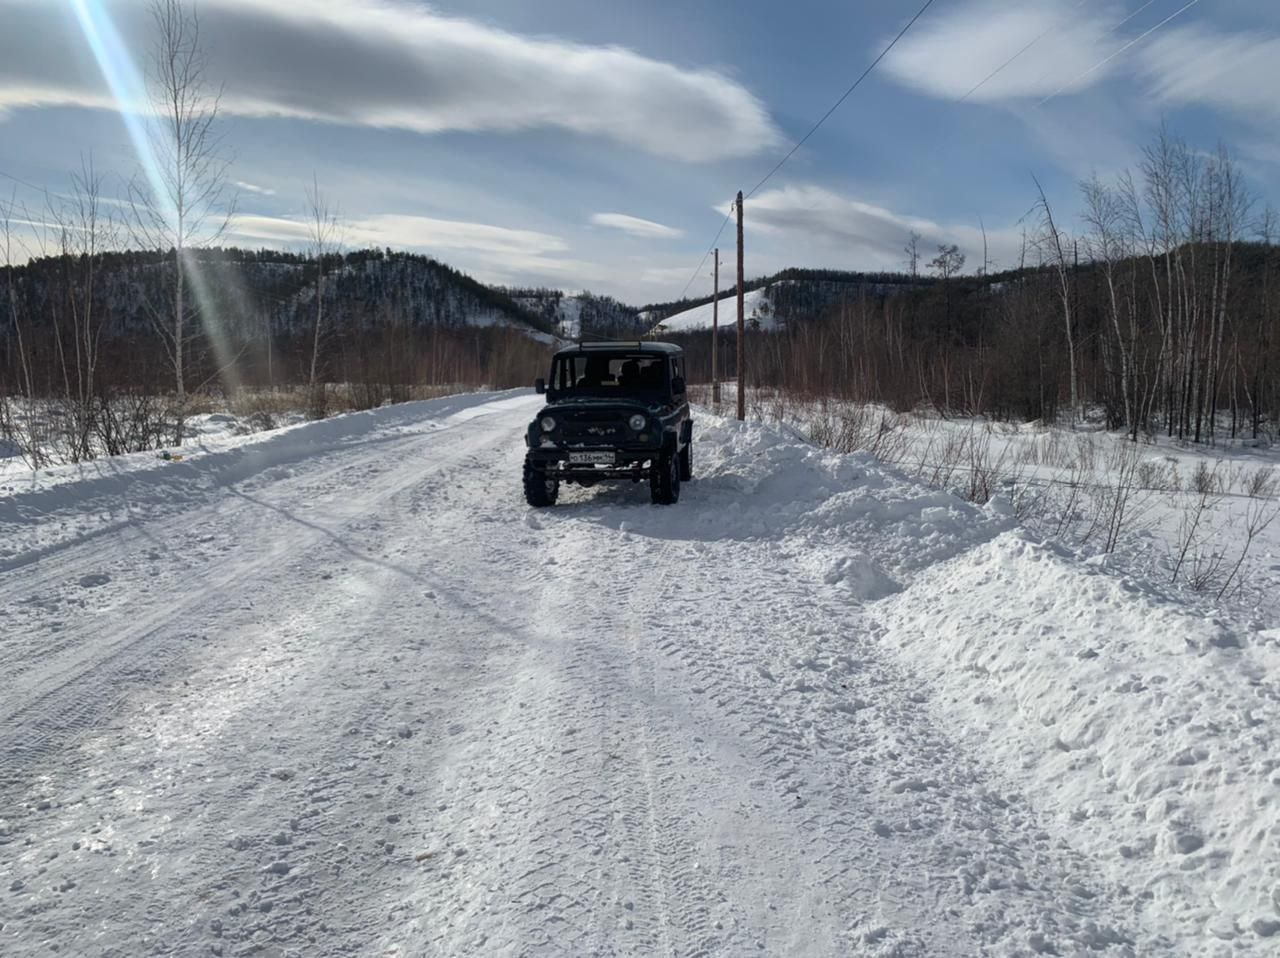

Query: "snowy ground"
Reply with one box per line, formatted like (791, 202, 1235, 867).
(719, 391, 1280, 624)
(2, 391, 1278, 955)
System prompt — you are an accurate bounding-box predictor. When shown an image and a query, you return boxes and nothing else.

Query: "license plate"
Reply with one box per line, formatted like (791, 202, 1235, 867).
(569, 451, 615, 465)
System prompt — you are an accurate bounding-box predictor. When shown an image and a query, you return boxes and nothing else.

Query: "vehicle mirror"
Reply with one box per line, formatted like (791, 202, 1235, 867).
(535, 377, 546, 394)
(672, 376, 686, 394)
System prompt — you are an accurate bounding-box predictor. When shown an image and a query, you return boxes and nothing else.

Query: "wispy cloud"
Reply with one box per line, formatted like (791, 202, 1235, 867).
(590, 213, 684, 239)
(234, 180, 276, 196)
(1138, 25, 1280, 117)
(0, 0, 779, 162)
(229, 211, 568, 257)
(225, 209, 604, 288)
(881, 0, 1122, 102)
(882, 0, 1280, 127)
(737, 185, 1027, 274)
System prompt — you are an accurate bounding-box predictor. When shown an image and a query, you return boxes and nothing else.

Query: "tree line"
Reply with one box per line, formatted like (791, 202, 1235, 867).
(671, 129, 1278, 445)
(0, 0, 552, 465)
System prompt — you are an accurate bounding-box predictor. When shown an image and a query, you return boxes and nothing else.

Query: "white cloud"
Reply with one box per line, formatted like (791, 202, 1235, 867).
(225, 210, 608, 289)
(590, 213, 684, 239)
(738, 185, 1027, 274)
(0, 0, 779, 163)
(234, 180, 276, 196)
(1138, 25, 1280, 117)
(882, 0, 1122, 102)
(229, 211, 568, 257)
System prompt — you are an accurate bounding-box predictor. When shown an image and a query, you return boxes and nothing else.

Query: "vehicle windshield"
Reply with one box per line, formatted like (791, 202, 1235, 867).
(549, 352, 669, 399)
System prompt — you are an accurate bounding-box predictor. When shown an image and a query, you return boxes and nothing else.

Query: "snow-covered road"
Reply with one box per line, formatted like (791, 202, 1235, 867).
(2, 393, 1276, 956)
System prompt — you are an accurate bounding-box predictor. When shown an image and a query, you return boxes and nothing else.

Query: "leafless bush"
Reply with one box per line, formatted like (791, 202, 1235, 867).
(1171, 483, 1219, 584)
(964, 431, 1013, 505)
(1092, 446, 1152, 552)
(1184, 544, 1230, 594)
(94, 392, 170, 456)
(1136, 457, 1180, 493)
(0, 395, 54, 468)
(1073, 434, 1098, 472)
(802, 400, 910, 461)
(1190, 460, 1223, 496)
(1242, 467, 1278, 499)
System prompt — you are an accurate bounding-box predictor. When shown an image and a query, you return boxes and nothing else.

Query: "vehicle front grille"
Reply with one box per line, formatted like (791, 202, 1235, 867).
(562, 422, 625, 441)
(559, 409, 629, 441)
(565, 409, 620, 422)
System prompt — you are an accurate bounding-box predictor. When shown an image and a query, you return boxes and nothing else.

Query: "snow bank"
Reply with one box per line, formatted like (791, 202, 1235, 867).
(643, 410, 1279, 949)
(606, 413, 1013, 595)
(876, 532, 1280, 947)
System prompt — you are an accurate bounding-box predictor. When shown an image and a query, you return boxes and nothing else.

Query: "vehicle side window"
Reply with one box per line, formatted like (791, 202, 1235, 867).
(556, 356, 579, 391)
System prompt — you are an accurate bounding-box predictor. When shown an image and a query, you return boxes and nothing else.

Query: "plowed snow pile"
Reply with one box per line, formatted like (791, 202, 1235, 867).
(1, 393, 1276, 955)
(875, 533, 1280, 945)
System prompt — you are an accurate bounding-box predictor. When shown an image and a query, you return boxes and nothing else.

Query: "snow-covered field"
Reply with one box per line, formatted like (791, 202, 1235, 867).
(2, 392, 1278, 955)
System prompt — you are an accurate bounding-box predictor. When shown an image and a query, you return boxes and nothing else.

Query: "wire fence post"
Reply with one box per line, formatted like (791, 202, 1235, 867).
(712, 248, 720, 405)
(736, 191, 745, 422)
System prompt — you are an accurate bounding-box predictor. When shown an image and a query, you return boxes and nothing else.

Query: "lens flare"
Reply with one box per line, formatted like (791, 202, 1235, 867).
(69, 0, 242, 399)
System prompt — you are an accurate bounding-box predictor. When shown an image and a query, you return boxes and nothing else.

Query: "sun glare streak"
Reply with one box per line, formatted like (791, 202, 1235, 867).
(68, 0, 243, 399)
(68, 0, 170, 222)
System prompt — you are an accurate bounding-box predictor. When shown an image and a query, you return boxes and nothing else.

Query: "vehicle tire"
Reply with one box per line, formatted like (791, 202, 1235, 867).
(523, 457, 559, 507)
(650, 451, 681, 505)
(678, 441, 692, 482)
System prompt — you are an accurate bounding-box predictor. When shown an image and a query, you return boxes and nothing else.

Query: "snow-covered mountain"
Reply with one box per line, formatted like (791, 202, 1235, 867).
(643, 271, 923, 336)
(644, 287, 776, 334)
(506, 288, 646, 341)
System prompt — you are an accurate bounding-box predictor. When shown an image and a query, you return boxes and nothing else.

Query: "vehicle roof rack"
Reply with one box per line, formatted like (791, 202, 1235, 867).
(559, 340, 681, 354)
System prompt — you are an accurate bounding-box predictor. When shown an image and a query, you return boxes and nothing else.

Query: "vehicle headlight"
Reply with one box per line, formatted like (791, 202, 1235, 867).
(540, 416, 556, 432)
(628, 414, 647, 431)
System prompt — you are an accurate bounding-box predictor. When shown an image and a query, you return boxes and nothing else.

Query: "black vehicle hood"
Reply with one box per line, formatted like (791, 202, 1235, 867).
(537, 397, 671, 417)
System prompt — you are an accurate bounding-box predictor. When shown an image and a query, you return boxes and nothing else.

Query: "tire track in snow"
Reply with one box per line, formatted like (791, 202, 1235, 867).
(1, 395, 1142, 956)
(0, 404, 532, 788)
(2, 399, 542, 955)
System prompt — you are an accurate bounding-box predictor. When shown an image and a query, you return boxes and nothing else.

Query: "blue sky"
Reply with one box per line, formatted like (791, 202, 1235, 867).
(1, 0, 1278, 303)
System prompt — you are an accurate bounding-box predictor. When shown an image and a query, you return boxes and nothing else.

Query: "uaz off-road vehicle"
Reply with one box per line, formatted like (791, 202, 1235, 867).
(523, 342, 693, 506)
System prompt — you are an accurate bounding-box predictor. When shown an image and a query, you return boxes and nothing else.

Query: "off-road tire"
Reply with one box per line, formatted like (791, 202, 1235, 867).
(678, 441, 692, 482)
(523, 457, 559, 507)
(650, 451, 681, 505)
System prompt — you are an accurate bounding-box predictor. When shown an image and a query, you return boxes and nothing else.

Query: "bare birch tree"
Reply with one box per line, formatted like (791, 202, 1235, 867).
(0, 192, 49, 466)
(129, 0, 235, 443)
(305, 173, 342, 418)
(48, 157, 119, 461)
(1082, 172, 1135, 438)
(1033, 177, 1078, 426)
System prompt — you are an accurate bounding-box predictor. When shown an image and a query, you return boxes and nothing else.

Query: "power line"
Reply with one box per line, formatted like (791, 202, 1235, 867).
(745, 0, 937, 200)
(676, 204, 734, 301)
(1020, 0, 1158, 97)
(1039, 0, 1201, 105)
(960, 0, 1092, 103)
(675, 0, 937, 302)
(0, 170, 50, 197)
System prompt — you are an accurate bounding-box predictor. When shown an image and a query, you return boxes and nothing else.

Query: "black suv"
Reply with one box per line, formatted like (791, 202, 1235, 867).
(523, 342, 693, 506)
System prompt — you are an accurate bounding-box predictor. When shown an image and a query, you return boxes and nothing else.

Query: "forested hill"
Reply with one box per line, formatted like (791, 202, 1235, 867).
(2, 247, 555, 342)
(640, 267, 931, 326)
(502, 288, 648, 340)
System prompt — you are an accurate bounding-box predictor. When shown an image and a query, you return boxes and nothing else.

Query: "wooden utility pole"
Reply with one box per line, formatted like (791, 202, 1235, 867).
(736, 190, 745, 422)
(712, 248, 720, 404)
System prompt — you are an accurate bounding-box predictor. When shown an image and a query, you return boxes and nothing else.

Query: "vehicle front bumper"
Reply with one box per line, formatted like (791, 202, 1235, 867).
(525, 442, 663, 479)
